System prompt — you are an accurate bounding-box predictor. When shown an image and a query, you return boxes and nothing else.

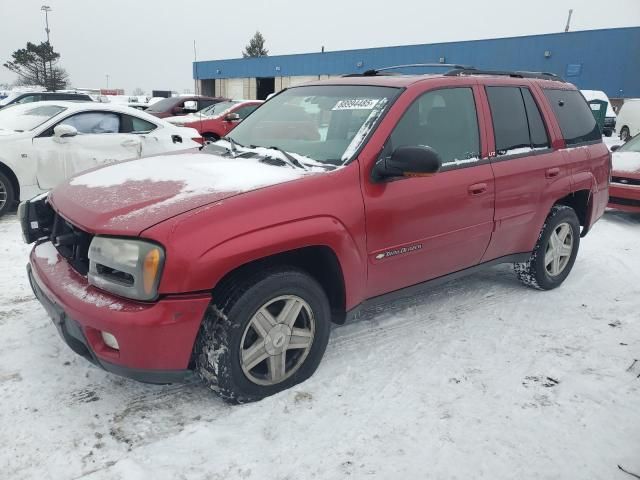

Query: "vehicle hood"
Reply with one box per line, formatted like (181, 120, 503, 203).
(0, 129, 31, 140)
(612, 151, 640, 178)
(49, 152, 311, 236)
(165, 113, 205, 125)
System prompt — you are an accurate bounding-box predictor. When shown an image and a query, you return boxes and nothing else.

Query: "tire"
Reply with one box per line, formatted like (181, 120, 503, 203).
(194, 267, 331, 403)
(604, 130, 613, 138)
(620, 127, 631, 142)
(202, 133, 219, 145)
(514, 205, 580, 290)
(0, 171, 16, 218)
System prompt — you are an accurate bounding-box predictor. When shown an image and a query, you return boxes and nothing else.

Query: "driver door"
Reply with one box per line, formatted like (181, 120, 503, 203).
(32, 111, 142, 189)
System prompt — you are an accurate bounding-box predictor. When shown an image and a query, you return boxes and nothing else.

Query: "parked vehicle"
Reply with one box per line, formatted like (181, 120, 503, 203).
(0, 91, 93, 110)
(145, 95, 227, 119)
(166, 100, 263, 143)
(608, 133, 640, 212)
(581, 90, 616, 137)
(21, 68, 609, 403)
(0, 101, 201, 217)
(616, 99, 640, 142)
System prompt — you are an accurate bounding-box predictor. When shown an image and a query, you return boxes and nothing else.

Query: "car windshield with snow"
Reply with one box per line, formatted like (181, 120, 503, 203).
(219, 85, 400, 166)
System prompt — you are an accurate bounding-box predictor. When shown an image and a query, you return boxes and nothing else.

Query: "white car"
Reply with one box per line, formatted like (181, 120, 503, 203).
(0, 101, 202, 216)
(616, 99, 640, 142)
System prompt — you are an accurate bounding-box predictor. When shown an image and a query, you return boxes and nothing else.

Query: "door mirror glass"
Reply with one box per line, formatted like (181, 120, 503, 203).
(53, 124, 78, 138)
(373, 145, 441, 181)
(224, 112, 241, 122)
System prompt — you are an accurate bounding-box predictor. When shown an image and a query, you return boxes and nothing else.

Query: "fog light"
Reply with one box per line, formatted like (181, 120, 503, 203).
(101, 331, 119, 350)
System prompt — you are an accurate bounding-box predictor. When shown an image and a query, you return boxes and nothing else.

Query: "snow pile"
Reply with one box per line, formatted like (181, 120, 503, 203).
(63, 283, 124, 311)
(34, 241, 59, 266)
(612, 152, 640, 173)
(1, 211, 640, 479)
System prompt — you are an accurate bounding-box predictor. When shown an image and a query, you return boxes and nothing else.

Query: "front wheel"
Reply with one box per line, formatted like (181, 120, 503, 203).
(194, 268, 331, 403)
(514, 205, 580, 290)
(0, 171, 16, 218)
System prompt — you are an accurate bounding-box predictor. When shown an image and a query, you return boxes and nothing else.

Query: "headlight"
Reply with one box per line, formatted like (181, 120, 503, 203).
(88, 237, 165, 301)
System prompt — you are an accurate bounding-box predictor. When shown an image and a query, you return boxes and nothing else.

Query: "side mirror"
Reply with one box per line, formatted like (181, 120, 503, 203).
(610, 144, 621, 152)
(372, 145, 441, 182)
(53, 124, 78, 139)
(224, 112, 241, 122)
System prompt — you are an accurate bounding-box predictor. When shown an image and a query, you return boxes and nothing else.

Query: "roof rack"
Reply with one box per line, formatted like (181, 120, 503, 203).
(343, 63, 474, 77)
(444, 67, 566, 82)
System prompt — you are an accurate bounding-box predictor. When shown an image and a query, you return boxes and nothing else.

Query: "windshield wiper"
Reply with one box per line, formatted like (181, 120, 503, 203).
(221, 136, 246, 157)
(264, 146, 310, 171)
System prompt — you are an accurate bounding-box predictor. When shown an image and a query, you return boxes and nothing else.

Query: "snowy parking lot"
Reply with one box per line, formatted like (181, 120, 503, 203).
(1, 210, 639, 479)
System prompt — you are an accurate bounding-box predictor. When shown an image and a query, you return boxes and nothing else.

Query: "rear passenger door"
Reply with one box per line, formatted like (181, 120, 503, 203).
(363, 86, 496, 298)
(481, 85, 571, 261)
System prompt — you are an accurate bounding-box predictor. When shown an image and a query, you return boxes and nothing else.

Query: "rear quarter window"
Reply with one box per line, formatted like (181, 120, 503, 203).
(543, 89, 601, 146)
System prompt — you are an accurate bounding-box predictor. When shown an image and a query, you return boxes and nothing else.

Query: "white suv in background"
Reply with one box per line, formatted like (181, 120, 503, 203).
(0, 101, 202, 217)
(616, 99, 640, 142)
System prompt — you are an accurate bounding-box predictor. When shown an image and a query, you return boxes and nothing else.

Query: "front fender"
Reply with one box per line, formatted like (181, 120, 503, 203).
(163, 216, 367, 310)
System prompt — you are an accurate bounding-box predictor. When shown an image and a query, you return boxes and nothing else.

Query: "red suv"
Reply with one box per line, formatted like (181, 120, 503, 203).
(21, 67, 609, 403)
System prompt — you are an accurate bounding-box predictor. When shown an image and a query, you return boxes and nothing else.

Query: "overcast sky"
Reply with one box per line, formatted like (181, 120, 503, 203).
(0, 0, 638, 93)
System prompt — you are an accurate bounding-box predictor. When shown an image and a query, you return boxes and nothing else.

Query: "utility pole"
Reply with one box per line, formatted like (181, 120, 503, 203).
(41, 5, 52, 90)
(105, 74, 110, 89)
(193, 40, 199, 96)
(564, 9, 573, 33)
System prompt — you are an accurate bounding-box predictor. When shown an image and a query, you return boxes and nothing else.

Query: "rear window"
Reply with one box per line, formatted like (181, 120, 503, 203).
(543, 89, 601, 146)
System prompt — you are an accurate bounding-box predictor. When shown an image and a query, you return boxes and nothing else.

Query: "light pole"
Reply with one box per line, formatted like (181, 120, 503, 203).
(41, 6, 52, 90)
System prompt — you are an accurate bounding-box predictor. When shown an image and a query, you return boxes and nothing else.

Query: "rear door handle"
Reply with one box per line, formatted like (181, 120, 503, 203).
(121, 139, 140, 147)
(468, 183, 488, 196)
(545, 167, 560, 178)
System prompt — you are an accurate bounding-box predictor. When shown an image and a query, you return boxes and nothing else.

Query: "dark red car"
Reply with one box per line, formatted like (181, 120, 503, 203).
(21, 67, 609, 403)
(169, 100, 263, 143)
(146, 95, 227, 119)
(608, 134, 640, 213)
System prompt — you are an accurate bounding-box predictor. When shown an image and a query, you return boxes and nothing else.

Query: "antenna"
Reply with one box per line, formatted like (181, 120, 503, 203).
(564, 9, 573, 32)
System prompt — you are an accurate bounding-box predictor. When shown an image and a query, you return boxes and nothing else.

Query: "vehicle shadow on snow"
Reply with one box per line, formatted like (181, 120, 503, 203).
(603, 209, 640, 226)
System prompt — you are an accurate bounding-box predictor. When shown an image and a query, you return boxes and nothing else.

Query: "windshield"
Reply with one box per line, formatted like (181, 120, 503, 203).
(0, 104, 66, 132)
(619, 134, 640, 153)
(146, 97, 180, 112)
(200, 101, 238, 118)
(227, 85, 400, 165)
(0, 92, 23, 106)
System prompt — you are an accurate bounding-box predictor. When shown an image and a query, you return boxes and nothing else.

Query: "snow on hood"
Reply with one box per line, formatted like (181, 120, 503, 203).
(52, 153, 310, 235)
(612, 151, 640, 174)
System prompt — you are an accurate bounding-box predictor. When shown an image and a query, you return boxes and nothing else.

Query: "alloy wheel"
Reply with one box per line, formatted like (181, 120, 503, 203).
(240, 295, 315, 386)
(545, 222, 574, 276)
(0, 179, 7, 212)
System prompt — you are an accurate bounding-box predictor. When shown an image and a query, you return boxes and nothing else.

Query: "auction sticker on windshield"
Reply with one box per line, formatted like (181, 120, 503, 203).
(332, 99, 380, 110)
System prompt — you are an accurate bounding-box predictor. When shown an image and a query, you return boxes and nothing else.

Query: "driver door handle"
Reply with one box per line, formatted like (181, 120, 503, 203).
(468, 183, 488, 196)
(545, 167, 561, 179)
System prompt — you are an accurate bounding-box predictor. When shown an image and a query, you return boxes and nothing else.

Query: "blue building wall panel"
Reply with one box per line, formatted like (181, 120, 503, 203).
(194, 27, 640, 98)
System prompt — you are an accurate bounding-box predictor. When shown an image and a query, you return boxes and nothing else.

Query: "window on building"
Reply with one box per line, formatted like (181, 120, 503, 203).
(543, 89, 601, 146)
(389, 87, 480, 165)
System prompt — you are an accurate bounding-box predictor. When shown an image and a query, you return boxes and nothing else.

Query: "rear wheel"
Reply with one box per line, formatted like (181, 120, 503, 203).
(194, 267, 331, 403)
(0, 171, 16, 218)
(514, 205, 580, 290)
(620, 126, 631, 142)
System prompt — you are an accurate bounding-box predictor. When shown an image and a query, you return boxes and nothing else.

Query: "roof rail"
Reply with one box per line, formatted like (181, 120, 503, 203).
(343, 63, 474, 77)
(444, 67, 566, 82)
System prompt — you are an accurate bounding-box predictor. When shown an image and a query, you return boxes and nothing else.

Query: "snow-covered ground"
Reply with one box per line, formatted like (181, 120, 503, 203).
(1, 211, 639, 480)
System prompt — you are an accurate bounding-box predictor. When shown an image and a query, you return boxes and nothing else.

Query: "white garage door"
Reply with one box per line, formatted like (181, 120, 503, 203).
(226, 79, 245, 100)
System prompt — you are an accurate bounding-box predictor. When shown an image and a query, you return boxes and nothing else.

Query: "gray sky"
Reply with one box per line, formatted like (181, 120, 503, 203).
(0, 0, 638, 93)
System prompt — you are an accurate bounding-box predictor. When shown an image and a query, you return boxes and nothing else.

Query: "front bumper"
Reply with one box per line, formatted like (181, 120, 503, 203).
(608, 182, 640, 213)
(28, 241, 211, 384)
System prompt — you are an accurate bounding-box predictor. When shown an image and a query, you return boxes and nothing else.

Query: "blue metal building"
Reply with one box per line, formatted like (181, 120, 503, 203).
(194, 27, 640, 100)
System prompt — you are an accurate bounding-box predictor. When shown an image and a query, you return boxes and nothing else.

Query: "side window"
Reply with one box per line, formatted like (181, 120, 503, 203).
(121, 114, 157, 133)
(59, 112, 120, 134)
(486, 87, 531, 155)
(543, 89, 601, 146)
(235, 105, 258, 120)
(389, 87, 480, 165)
(521, 89, 550, 148)
(17, 95, 41, 104)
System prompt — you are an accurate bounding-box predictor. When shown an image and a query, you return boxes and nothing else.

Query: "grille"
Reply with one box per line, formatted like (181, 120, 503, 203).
(612, 176, 640, 187)
(50, 213, 93, 275)
(609, 196, 640, 208)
